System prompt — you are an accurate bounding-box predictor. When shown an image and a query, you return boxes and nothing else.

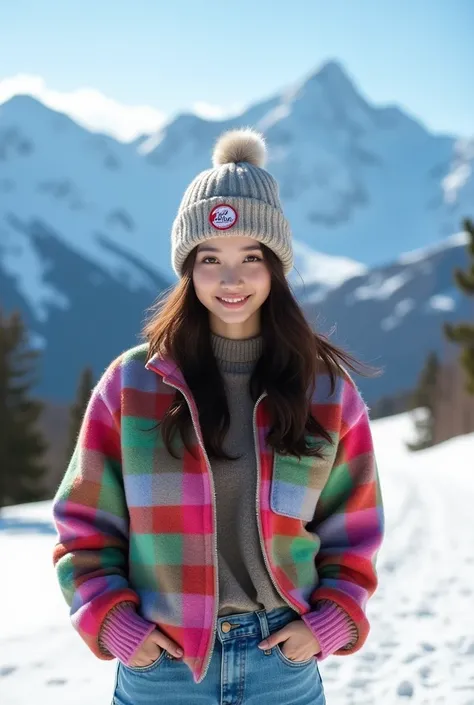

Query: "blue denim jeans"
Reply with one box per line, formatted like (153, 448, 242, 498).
(112, 607, 326, 704)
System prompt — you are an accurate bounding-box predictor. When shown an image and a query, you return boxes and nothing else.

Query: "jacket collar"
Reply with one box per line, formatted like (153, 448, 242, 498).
(146, 352, 269, 404)
(145, 352, 187, 388)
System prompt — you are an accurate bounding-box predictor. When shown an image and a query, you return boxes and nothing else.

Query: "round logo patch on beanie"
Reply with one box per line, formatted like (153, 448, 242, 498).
(209, 204, 238, 230)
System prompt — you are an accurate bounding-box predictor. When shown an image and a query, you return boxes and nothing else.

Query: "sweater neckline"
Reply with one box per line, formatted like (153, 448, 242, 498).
(211, 333, 263, 374)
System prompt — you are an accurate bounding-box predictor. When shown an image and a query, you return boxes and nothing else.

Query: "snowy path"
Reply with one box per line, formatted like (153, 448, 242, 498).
(1, 413, 473, 704)
(322, 415, 474, 704)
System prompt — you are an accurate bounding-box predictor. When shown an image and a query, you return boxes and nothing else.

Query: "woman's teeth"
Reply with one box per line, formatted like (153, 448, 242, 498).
(217, 295, 250, 306)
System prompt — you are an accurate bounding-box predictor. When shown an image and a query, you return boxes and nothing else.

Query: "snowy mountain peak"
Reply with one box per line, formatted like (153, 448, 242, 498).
(0, 96, 57, 161)
(281, 58, 372, 133)
(0, 94, 75, 140)
(1, 93, 47, 119)
(306, 59, 360, 98)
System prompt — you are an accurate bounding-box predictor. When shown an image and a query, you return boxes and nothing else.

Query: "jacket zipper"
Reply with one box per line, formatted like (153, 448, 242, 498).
(160, 380, 297, 682)
(161, 377, 218, 683)
(253, 393, 298, 612)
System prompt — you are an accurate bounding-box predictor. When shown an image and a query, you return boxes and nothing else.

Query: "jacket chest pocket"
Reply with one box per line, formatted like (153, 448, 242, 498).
(270, 441, 335, 522)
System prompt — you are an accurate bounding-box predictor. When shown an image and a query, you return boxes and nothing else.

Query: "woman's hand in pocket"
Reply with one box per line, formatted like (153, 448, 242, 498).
(258, 620, 321, 662)
(128, 629, 183, 668)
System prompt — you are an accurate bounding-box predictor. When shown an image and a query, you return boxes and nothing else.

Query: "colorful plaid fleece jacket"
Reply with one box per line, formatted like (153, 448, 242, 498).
(52, 343, 384, 683)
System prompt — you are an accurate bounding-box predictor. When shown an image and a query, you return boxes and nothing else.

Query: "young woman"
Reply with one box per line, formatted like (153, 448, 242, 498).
(52, 128, 384, 705)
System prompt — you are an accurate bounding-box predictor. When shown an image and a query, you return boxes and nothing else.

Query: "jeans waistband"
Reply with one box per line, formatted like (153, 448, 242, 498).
(216, 607, 299, 643)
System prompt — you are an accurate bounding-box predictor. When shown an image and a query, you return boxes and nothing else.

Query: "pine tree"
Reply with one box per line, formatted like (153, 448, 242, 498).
(407, 351, 439, 451)
(444, 218, 474, 394)
(0, 308, 48, 508)
(66, 366, 94, 461)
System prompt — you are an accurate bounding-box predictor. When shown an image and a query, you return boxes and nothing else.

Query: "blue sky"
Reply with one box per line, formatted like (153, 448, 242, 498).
(1, 0, 473, 140)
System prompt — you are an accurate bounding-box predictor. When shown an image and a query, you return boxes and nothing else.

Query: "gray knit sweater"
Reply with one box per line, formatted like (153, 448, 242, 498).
(210, 333, 287, 617)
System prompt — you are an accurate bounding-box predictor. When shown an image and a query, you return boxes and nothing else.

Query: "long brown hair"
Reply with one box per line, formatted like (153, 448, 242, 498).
(144, 244, 375, 461)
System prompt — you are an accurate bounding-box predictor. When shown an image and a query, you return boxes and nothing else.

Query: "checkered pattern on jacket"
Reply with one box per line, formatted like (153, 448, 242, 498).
(52, 343, 384, 682)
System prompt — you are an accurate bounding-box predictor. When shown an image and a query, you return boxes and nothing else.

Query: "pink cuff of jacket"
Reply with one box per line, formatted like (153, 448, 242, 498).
(302, 602, 357, 660)
(100, 603, 156, 665)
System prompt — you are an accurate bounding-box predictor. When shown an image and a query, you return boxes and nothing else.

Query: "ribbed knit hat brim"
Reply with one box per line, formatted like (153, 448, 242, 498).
(170, 129, 293, 277)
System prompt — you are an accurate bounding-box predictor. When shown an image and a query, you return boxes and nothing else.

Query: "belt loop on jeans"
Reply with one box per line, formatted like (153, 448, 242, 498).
(256, 610, 272, 655)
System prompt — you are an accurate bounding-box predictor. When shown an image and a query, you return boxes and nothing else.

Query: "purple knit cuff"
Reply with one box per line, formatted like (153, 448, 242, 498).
(100, 603, 156, 665)
(302, 602, 357, 660)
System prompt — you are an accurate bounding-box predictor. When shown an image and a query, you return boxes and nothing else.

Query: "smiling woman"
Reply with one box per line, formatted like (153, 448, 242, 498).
(192, 237, 271, 338)
(52, 128, 384, 705)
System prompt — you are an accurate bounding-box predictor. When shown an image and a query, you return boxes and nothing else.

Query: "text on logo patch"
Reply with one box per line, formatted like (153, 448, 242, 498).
(209, 204, 238, 230)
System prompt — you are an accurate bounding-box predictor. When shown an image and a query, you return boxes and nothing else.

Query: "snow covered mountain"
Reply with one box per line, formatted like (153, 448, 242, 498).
(0, 60, 473, 401)
(142, 60, 474, 265)
(300, 232, 471, 400)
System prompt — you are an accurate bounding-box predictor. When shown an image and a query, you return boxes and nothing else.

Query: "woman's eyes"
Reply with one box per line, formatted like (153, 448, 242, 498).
(200, 256, 262, 264)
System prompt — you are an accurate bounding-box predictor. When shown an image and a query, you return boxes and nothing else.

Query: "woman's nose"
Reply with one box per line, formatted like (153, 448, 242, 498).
(220, 269, 243, 286)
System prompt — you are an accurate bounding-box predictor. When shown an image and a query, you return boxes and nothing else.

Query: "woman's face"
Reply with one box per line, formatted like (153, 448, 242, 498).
(192, 236, 271, 339)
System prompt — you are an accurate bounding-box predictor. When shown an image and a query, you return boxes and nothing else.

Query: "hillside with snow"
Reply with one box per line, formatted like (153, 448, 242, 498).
(301, 231, 471, 399)
(1, 413, 473, 704)
(1, 60, 473, 401)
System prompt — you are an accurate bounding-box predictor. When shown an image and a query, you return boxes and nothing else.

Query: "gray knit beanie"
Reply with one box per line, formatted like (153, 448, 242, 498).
(171, 127, 293, 277)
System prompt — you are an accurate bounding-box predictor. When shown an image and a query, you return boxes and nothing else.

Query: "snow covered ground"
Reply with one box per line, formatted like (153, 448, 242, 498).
(1, 412, 473, 704)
